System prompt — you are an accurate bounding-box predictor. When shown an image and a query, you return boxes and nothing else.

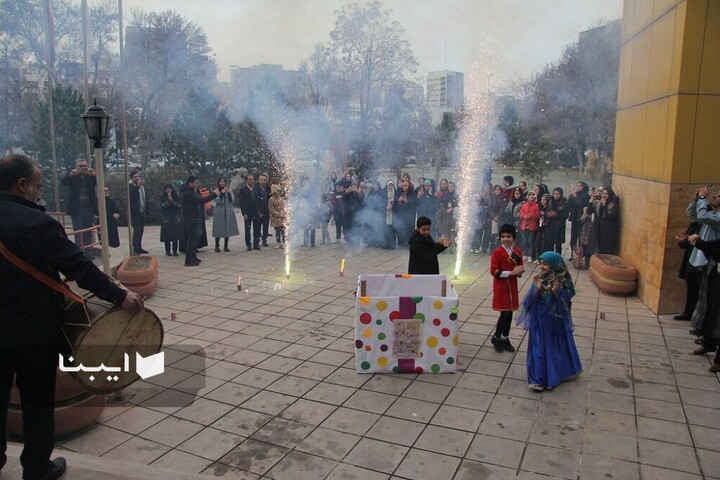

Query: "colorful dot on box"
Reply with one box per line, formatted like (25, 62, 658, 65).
(365, 345, 372, 352)
(453, 335, 459, 345)
(412, 296, 423, 303)
(375, 319, 382, 325)
(431, 364, 441, 373)
(355, 340, 363, 349)
(378, 332, 386, 340)
(447, 357, 455, 364)
(377, 356, 389, 367)
(393, 366, 401, 373)
(359, 296, 372, 306)
(360, 313, 372, 324)
(380, 344, 388, 352)
(449, 313, 457, 321)
(427, 336, 438, 348)
(361, 361, 371, 370)
(451, 306, 458, 314)
(433, 300, 443, 309)
(413, 313, 425, 321)
(441, 328, 451, 337)
(376, 300, 388, 311)
(415, 367, 424, 373)
(363, 328, 373, 338)
(433, 318, 441, 326)
(389, 311, 401, 321)
(438, 347, 446, 355)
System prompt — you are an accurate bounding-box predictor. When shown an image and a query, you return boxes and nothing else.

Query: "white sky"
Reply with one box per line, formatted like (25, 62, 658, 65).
(119, 0, 623, 90)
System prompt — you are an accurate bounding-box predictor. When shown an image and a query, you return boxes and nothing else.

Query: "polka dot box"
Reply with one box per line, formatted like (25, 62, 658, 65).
(355, 274, 459, 374)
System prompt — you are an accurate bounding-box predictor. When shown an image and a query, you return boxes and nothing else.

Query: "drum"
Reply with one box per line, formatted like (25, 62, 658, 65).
(61, 296, 163, 394)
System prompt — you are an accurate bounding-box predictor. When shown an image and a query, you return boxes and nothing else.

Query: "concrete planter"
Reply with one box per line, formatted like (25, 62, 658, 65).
(117, 255, 158, 297)
(589, 254, 638, 296)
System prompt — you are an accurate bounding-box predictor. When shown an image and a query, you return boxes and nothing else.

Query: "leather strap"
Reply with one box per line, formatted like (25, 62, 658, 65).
(0, 240, 85, 304)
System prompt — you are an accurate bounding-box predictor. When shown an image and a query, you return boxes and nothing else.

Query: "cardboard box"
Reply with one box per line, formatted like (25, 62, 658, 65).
(355, 274, 459, 373)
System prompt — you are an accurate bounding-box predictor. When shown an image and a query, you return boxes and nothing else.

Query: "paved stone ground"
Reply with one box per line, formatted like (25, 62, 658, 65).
(5, 219, 720, 479)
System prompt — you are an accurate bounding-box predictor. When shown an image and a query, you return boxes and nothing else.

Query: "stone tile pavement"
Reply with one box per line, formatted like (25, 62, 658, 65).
(5, 221, 720, 479)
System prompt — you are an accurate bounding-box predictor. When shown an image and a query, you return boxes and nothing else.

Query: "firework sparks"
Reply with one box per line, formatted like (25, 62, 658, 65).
(453, 16, 497, 279)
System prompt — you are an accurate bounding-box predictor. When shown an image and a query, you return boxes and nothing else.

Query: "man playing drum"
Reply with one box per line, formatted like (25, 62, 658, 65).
(0, 154, 144, 480)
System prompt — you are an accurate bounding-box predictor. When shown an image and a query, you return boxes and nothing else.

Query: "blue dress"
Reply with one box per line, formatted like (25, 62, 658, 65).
(516, 278, 582, 389)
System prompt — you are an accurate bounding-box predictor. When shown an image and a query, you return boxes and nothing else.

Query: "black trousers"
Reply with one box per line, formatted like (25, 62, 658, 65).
(494, 311, 513, 337)
(131, 214, 145, 253)
(0, 347, 58, 479)
(683, 270, 702, 317)
(184, 223, 200, 264)
(259, 214, 270, 242)
(244, 216, 260, 247)
(569, 221, 582, 249)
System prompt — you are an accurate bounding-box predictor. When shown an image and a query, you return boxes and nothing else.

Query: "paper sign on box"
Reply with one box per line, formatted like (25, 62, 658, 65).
(355, 274, 459, 374)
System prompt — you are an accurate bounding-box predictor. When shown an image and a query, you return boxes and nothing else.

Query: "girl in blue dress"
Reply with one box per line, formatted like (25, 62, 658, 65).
(517, 251, 582, 391)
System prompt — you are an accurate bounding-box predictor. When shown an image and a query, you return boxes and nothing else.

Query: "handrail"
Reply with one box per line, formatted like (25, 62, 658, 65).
(46, 211, 101, 250)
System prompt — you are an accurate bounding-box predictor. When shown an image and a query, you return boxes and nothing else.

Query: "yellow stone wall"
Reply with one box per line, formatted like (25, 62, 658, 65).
(614, 0, 720, 313)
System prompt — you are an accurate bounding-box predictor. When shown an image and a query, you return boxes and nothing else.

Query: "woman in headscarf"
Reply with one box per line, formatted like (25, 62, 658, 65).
(381, 180, 397, 249)
(593, 186, 620, 255)
(364, 180, 385, 247)
(501, 187, 524, 229)
(438, 181, 458, 242)
(212, 176, 239, 252)
(567, 181, 590, 262)
(516, 251, 582, 391)
(543, 187, 568, 254)
(159, 184, 183, 256)
(535, 193, 551, 263)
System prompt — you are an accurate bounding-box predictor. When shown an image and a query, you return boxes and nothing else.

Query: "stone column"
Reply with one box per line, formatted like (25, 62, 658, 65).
(613, 0, 719, 314)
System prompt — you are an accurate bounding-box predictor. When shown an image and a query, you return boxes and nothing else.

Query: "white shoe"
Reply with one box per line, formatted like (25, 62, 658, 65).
(528, 383, 545, 391)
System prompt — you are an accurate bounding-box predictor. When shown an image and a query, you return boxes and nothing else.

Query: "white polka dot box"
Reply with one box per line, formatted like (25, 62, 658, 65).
(354, 274, 459, 374)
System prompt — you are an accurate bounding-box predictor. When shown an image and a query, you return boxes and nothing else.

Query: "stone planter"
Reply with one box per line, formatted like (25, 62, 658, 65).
(117, 255, 158, 297)
(589, 254, 638, 296)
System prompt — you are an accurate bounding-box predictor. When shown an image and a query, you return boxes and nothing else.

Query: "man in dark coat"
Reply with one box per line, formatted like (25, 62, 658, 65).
(238, 173, 262, 250)
(60, 158, 97, 258)
(128, 171, 149, 255)
(0, 154, 144, 480)
(180, 177, 219, 266)
(408, 216, 450, 274)
(257, 173, 271, 247)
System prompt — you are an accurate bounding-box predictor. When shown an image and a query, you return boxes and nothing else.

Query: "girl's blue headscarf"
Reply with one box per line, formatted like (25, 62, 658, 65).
(538, 251, 565, 271)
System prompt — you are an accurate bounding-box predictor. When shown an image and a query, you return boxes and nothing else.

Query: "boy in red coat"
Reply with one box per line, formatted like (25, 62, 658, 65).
(491, 224, 525, 352)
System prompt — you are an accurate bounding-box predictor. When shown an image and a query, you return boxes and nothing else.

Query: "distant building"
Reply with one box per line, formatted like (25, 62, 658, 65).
(228, 64, 304, 119)
(426, 70, 464, 125)
(578, 19, 621, 59)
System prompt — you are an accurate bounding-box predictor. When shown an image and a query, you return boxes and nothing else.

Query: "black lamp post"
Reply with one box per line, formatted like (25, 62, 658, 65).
(81, 100, 110, 148)
(81, 100, 111, 273)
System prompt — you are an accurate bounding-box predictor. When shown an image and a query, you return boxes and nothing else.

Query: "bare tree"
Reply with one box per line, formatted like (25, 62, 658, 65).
(329, 1, 417, 176)
(123, 9, 216, 167)
(298, 42, 346, 174)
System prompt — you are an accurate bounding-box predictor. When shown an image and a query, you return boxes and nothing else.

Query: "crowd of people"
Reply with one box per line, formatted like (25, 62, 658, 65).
(676, 185, 720, 373)
(59, 167, 622, 271)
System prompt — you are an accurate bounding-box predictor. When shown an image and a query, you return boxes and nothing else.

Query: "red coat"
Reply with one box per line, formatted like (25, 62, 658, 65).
(491, 244, 523, 311)
(519, 201, 540, 231)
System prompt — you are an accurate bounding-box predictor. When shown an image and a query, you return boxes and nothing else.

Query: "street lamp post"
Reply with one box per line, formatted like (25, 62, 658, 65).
(81, 100, 111, 274)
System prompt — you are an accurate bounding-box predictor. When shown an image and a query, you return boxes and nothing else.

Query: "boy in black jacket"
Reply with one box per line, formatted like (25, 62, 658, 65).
(408, 216, 451, 274)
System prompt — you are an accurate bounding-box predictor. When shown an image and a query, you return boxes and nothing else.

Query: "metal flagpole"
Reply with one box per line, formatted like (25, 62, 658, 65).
(43, 0, 60, 212)
(82, 0, 92, 163)
(118, 0, 133, 256)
